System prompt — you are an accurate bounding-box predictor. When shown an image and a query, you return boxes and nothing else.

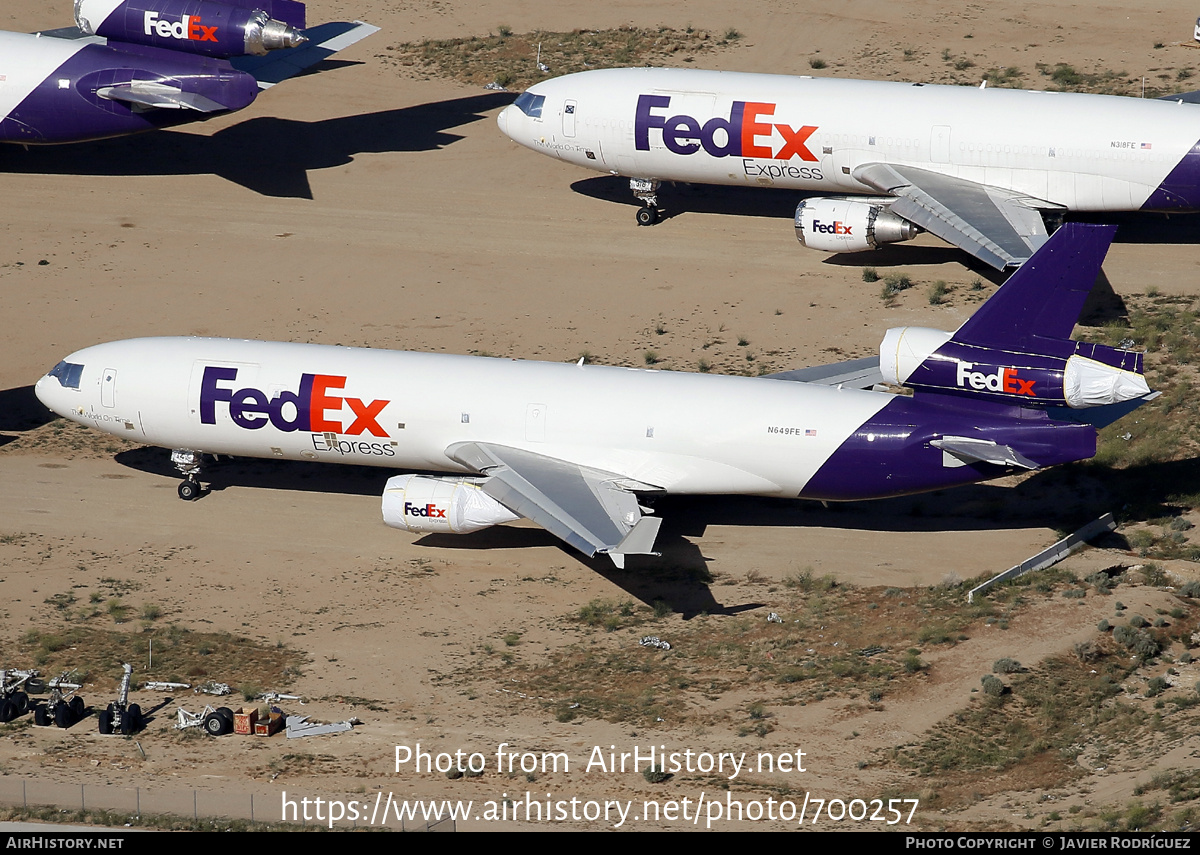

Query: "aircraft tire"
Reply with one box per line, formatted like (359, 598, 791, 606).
(12, 691, 28, 715)
(33, 705, 49, 727)
(203, 713, 226, 736)
(0, 700, 14, 723)
(636, 206, 658, 226)
(98, 710, 113, 735)
(178, 480, 200, 501)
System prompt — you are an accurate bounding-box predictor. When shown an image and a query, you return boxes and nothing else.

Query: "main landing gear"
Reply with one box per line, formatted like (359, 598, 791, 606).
(171, 449, 204, 501)
(631, 178, 661, 226)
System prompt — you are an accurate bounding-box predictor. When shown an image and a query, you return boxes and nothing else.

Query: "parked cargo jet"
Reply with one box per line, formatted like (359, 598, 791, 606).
(0, 1, 377, 145)
(497, 67, 1200, 269)
(35, 225, 1153, 566)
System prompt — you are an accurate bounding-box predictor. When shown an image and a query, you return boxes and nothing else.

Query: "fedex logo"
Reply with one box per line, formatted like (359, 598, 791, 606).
(144, 11, 218, 42)
(405, 502, 447, 519)
(199, 366, 390, 435)
(955, 361, 1036, 396)
(635, 95, 818, 161)
(811, 219, 852, 235)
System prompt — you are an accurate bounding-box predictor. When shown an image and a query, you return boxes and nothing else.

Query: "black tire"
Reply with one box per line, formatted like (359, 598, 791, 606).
(54, 704, 72, 729)
(70, 696, 85, 719)
(636, 206, 658, 226)
(178, 480, 200, 501)
(25, 678, 46, 695)
(98, 710, 113, 735)
(13, 692, 28, 715)
(128, 703, 142, 730)
(33, 705, 49, 727)
(0, 700, 14, 723)
(202, 712, 226, 736)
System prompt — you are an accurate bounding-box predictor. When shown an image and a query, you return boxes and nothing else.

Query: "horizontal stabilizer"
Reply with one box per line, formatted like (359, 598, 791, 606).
(97, 82, 226, 112)
(232, 20, 379, 89)
(952, 222, 1117, 351)
(931, 436, 1039, 470)
(1049, 390, 1160, 428)
(765, 356, 883, 389)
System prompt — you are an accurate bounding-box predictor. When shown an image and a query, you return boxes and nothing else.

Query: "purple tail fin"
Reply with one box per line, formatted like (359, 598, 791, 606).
(952, 223, 1117, 351)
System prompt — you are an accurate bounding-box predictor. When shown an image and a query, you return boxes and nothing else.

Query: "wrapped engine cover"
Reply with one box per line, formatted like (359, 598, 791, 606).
(795, 197, 918, 252)
(381, 474, 519, 534)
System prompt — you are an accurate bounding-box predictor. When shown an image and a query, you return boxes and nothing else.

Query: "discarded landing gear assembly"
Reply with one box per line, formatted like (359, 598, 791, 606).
(98, 663, 143, 735)
(33, 672, 86, 729)
(0, 670, 35, 722)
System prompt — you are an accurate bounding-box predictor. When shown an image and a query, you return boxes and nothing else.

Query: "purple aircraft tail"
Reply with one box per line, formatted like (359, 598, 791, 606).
(953, 223, 1115, 351)
(879, 223, 1153, 415)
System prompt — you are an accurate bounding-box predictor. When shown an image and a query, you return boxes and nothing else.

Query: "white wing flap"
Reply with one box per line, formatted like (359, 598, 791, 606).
(854, 163, 1056, 270)
(447, 442, 661, 566)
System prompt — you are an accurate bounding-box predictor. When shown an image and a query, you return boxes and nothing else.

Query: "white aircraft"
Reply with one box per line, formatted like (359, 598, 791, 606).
(35, 225, 1152, 566)
(496, 67, 1200, 269)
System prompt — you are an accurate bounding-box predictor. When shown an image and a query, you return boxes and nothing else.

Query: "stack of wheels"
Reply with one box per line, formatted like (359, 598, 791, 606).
(202, 706, 235, 736)
(98, 703, 143, 735)
(0, 692, 28, 722)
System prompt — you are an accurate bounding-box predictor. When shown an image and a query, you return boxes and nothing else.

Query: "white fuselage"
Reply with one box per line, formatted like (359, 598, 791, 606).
(34, 337, 892, 498)
(497, 67, 1200, 212)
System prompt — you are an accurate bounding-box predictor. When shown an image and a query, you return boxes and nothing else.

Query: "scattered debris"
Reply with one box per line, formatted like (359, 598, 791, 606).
(639, 636, 671, 650)
(286, 715, 359, 739)
(195, 681, 232, 696)
(144, 681, 190, 692)
(767, 612, 783, 624)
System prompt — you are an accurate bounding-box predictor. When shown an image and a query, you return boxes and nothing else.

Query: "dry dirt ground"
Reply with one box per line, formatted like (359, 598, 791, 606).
(1, 0, 1199, 833)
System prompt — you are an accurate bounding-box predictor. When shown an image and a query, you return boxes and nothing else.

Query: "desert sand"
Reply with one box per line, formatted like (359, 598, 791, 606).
(1, 0, 1199, 832)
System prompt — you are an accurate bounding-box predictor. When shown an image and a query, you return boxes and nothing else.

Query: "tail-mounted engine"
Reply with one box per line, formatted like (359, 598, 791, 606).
(381, 474, 519, 535)
(879, 325, 1150, 409)
(75, 0, 307, 58)
(795, 197, 919, 253)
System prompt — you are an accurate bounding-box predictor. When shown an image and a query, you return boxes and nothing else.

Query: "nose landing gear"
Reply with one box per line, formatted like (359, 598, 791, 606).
(171, 449, 204, 501)
(631, 178, 661, 226)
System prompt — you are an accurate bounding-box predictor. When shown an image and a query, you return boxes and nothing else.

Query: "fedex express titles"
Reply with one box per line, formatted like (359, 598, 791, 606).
(198, 366, 397, 457)
(635, 94, 824, 181)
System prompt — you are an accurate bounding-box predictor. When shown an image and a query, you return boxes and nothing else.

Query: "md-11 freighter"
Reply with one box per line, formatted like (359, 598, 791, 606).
(0, 0, 377, 145)
(35, 224, 1153, 566)
(497, 67, 1200, 269)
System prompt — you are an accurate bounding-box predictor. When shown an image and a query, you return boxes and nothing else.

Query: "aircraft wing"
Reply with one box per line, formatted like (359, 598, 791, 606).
(763, 355, 884, 389)
(447, 441, 662, 568)
(854, 163, 1059, 270)
(231, 20, 380, 89)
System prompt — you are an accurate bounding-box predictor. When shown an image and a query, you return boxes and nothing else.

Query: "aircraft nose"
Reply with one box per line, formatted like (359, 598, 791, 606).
(497, 106, 509, 138)
(34, 359, 85, 418)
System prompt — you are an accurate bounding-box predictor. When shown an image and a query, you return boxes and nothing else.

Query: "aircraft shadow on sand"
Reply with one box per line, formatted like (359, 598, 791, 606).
(112, 448, 1196, 617)
(0, 92, 515, 199)
(0, 385, 57, 447)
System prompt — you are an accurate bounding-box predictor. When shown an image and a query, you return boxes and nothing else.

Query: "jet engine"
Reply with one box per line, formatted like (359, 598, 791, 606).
(381, 474, 520, 535)
(75, 0, 307, 58)
(879, 326, 1150, 409)
(794, 197, 919, 253)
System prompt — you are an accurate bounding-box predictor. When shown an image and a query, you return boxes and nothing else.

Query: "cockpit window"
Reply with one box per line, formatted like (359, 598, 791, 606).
(48, 360, 83, 389)
(513, 91, 545, 118)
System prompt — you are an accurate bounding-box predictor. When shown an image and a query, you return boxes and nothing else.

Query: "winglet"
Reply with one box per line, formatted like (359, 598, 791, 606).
(952, 223, 1117, 351)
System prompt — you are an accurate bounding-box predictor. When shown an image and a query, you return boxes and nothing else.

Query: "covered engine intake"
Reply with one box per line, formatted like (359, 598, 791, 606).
(381, 474, 520, 535)
(795, 197, 919, 253)
(75, 0, 308, 58)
